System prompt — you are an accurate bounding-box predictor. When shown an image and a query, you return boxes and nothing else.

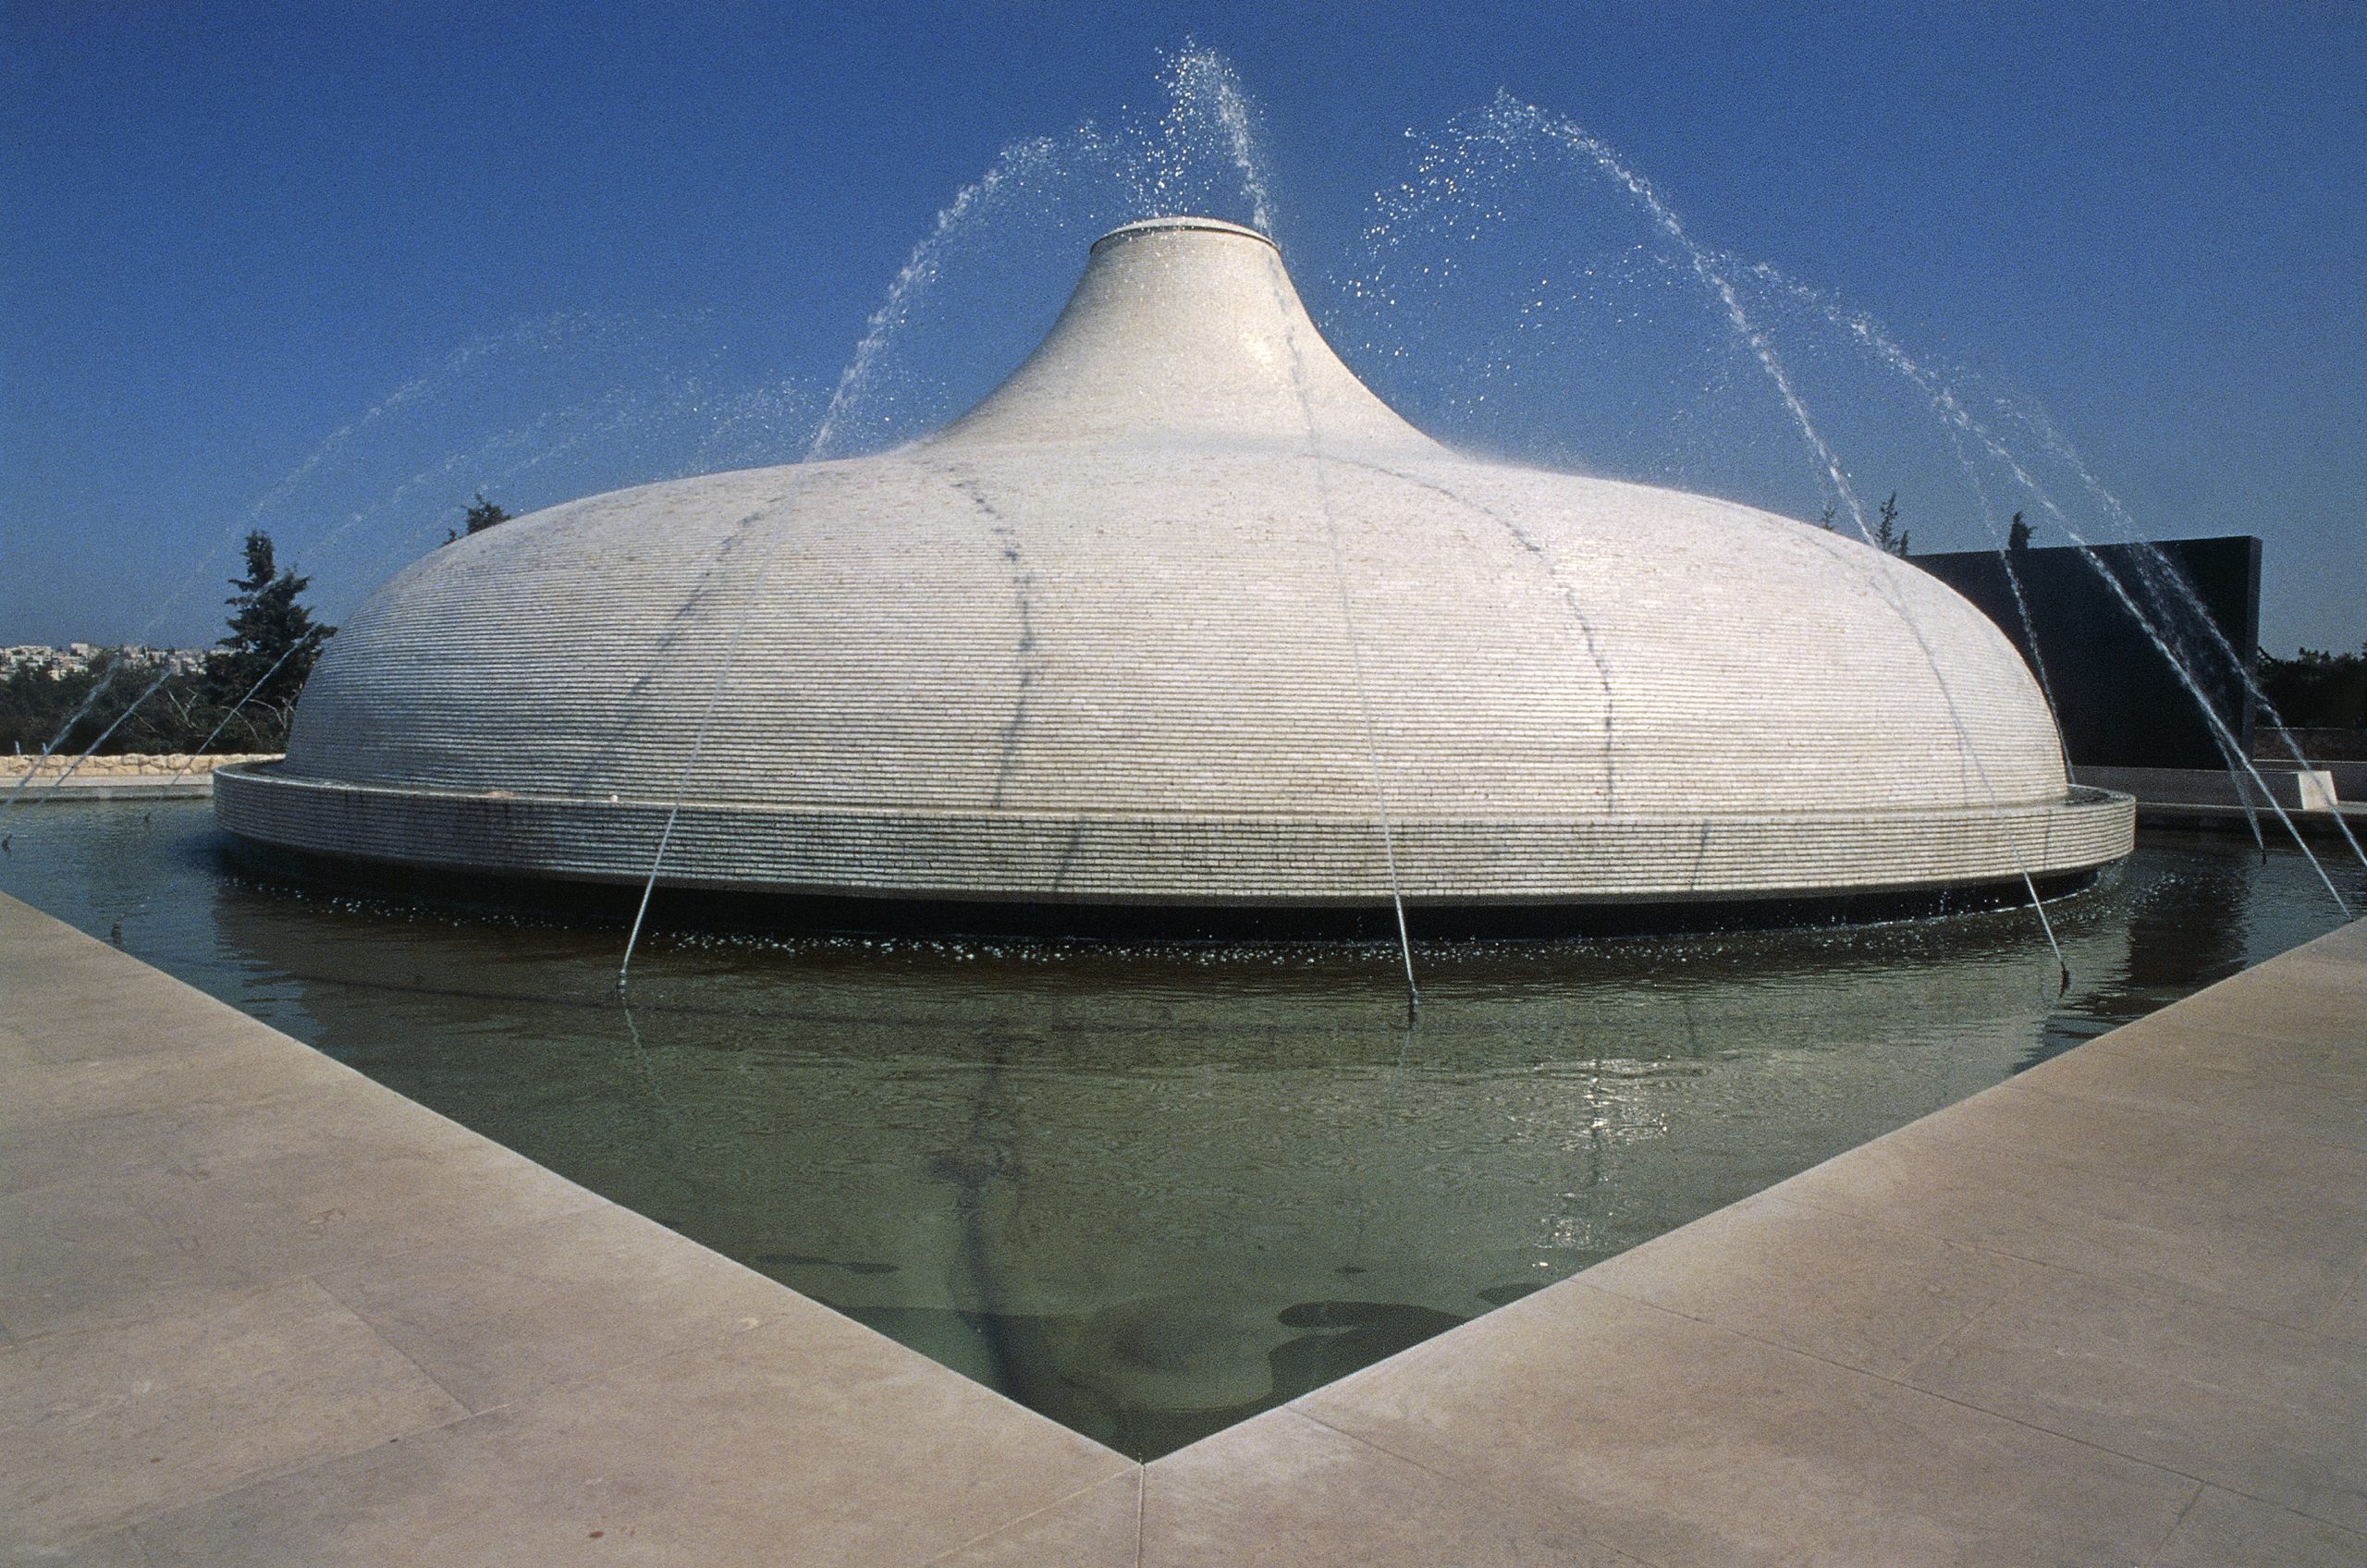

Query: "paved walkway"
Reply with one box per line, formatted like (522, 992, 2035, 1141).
(3, 893, 2361, 1565)
(0, 895, 1126, 1566)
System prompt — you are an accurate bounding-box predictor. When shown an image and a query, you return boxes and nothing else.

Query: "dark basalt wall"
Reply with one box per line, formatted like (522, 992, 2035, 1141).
(1915, 536, 2260, 771)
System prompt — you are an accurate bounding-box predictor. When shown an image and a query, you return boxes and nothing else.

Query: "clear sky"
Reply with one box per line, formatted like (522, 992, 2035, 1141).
(4, 0, 2360, 653)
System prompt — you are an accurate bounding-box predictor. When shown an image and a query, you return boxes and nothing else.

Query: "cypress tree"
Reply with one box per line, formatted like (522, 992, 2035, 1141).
(206, 532, 333, 721)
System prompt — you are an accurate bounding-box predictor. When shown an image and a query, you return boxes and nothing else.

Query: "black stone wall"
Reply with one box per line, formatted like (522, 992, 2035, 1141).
(1913, 536, 2260, 770)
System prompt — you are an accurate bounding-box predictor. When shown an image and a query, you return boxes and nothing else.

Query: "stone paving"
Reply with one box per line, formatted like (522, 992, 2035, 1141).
(2, 891, 2361, 1565)
(0, 894, 1127, 1565)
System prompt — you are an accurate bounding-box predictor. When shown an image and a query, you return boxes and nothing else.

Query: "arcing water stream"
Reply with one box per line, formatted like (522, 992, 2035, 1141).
(1332, 89, 2361, 921)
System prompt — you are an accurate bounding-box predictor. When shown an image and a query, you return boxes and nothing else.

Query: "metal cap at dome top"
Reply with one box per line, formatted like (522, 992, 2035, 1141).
(1089, 215, 1278, 251)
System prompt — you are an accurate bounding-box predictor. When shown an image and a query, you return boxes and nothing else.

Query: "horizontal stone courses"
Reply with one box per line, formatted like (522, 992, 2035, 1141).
(229, 763, 2117, 830)
(218, 764, 2130, 903)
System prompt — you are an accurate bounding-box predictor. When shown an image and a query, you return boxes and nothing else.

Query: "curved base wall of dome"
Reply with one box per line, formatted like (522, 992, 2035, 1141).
(215, 765, 2134, 909)
(215, 839, 2114, 941)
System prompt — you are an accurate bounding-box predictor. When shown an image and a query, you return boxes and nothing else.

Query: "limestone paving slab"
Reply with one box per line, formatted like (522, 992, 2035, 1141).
(5, 955, 269, 1066)
(1919, 1073, 2367, 1222)
(0, 894, 1129, 1564)
(1903, 1268, 2367, 1533)
(128, 1309, 1128, 1568)
(2, 1060, 449, 1199)
(926, 1473, 1143, 1568)
(2072, 996, 2367, 1095)
(1577, 1189, 2045, 1378)
(2014, 1033, 2367, 1153)
(2085, 938, 2367, 1073)
(1290, 1282, 2199, 1568)
(5, 1526, 154, 1568)
(2148, 1486, 2367, 1567)
(0, 1077, 607, 1341)
(1767, 1083, 2367, 1331)
(311, 1200, 814, 1415)
(0, 1021, 39, 1070)
(2323, 1265, 2367, 1345)
(0, 1025, 344, 1140)
(2080, 1009, 2367, 1095)
(0, 1276, 467, 1548)
(1140, 1408, 1642, 1568)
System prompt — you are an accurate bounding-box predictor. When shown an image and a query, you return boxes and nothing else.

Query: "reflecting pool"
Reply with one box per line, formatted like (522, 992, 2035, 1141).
(4, 800, 2357, 1456)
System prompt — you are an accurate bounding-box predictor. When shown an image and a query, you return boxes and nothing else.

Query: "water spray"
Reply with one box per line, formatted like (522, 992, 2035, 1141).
(156, 643, 307, 797)
(1263, 247, 1423, 1019)
(3, 665, 173, 815)
(1468, 98, 2082, 987)
(1, 664, 124, 814)
(1754, 273, 2352, 913)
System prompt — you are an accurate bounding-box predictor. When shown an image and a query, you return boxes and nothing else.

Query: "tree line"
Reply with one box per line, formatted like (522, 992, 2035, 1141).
(3, 532, 333, 757)
(2257, 643, 2367, 731)
(5, 495, 515, 762)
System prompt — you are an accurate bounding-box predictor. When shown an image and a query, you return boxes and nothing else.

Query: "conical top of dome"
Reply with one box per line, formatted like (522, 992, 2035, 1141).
(929, 215, 1435, 454)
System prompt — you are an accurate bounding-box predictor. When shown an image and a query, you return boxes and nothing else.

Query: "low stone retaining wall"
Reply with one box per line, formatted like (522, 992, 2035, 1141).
(3, 753, 281, 802)
(2, 752, 278, 782)
(2077, 763, 2340, 812)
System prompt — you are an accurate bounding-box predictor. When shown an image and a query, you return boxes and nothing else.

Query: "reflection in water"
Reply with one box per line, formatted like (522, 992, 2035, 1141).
(4, 803, 2355, 1456)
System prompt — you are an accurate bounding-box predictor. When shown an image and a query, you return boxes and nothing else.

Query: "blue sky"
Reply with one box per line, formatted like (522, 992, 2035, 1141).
(4, 0, 2360, 652)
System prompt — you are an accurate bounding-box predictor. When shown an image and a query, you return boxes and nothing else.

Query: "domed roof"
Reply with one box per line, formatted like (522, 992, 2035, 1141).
(219, 217, 2130, 914)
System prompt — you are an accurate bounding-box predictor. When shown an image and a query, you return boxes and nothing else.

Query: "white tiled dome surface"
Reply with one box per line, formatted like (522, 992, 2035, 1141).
(219, 219, 2130, 904)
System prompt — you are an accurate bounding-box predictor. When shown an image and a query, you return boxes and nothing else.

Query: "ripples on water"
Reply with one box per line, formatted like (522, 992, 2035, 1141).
(5, 802, 2355, 1456)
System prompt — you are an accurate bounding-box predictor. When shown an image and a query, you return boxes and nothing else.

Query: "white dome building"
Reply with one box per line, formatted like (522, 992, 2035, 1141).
(217, 217, 2131, 925)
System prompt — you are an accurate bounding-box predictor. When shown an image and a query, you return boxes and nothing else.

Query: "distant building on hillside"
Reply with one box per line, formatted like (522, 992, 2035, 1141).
(3, 643, 212, 679)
